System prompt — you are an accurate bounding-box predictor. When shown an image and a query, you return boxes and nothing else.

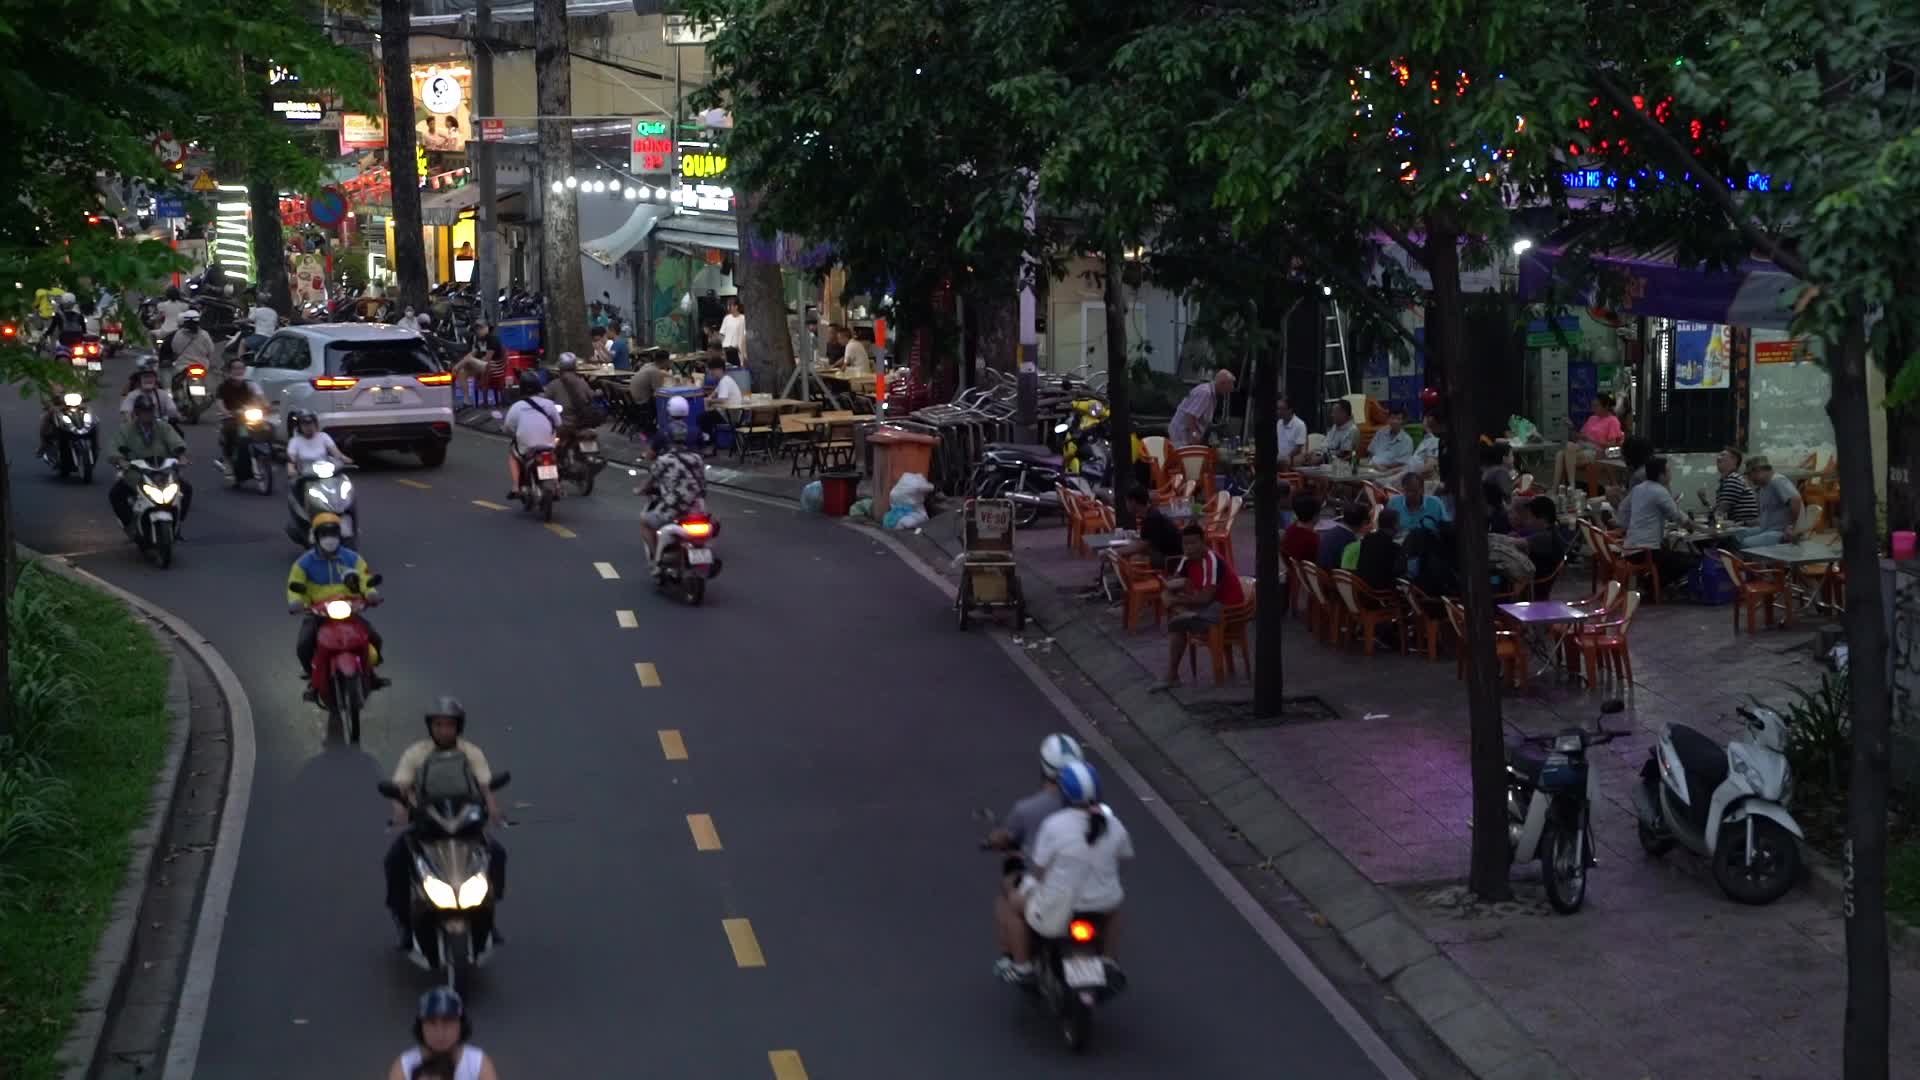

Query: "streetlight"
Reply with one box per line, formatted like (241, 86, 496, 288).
(1511, 238, 1534, 255)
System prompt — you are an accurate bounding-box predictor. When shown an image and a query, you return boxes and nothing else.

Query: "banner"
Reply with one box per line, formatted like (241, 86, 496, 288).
(340, 113, 386, 151)
(1754, 338, 1806, 364)
(1673, 321, 1731, 390)
(412, 63, 472, 153)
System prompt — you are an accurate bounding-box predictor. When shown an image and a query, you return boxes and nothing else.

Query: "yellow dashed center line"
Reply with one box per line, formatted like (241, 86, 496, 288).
(686, 813, 722, 851)
(615, 609, 638, 629)
(396, 478, 431, 490)
(594, 561, 620, 579)
(722, 918, 766, 967)
(472, 499, 510, 511)
(658, 729, 687, 760)
(768, 1050, 808, 1079)
(635, 662, 661, 688)
(545, 523, 577, 539)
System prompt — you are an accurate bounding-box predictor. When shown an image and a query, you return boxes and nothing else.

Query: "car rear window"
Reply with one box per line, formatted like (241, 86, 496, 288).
(325, 340, 438, 377)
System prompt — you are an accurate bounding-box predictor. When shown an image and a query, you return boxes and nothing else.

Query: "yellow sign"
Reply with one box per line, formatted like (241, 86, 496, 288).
(417, 144, 428, 177)
(191, 170, 218, 193)
(680, 152, 728, 180)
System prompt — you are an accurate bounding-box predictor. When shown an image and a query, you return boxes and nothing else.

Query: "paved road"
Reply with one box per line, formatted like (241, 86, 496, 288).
(7, 359, 1398, 1078)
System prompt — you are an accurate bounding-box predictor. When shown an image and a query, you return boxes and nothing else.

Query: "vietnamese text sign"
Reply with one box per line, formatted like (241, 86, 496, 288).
(340, 113, 386, 150)
(1754, 339, 1805, 364)
(632, 119, 672, 173)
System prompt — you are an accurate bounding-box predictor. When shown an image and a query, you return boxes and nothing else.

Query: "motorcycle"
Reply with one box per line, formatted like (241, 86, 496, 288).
(288, 573, 382, 743)
(516, 446, 561, 522)
(122, 457, 184, 568)
(287, 460, 359, 546)
(74, 335, 105, 376)
(44, 391, 98, 483)
(1505, 700, 1627, 914)
(1055, 399, 1114, 497)
(558, 425, 606, 496)
(970, 444, 1065, 529)
(1633, 704, 1804, 904)
(172, 362, 211, 423)
(223, 405, 276, 495)
(375, 769, 513, 990)
(654, 512, 720, 605)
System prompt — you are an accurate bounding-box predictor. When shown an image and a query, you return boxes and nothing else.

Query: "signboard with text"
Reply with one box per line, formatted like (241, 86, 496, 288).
(411, 63, 472, 153)
(480, 118, 506, 142)
(631, 119, 671, 174)
(340, 113, 386, 151)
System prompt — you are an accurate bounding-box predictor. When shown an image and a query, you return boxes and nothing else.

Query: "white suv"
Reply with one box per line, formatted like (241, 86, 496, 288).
(248, 323, 453, 467)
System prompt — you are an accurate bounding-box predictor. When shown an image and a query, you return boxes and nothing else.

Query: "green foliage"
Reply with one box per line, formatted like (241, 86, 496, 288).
(1771, 672, 1853, 796)
(1888, 843, 1920, 921)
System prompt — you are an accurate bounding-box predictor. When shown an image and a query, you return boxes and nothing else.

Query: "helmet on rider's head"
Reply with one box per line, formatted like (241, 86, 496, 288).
(412, 986, 471, 1043)
(1055, 760, 1099, 807)
(181, 308, 201, 323)
(516, 371, 543, 397)
(309, 511, 343, 546)
(1039, 733, 1085, 779)
(289, 409, 316, 429)
(667, 395, 690, 419)
(58, 291, 76, 307)
(557, 352, 579, 372)
(424, 695, 466, 736)
(130, 394, 156, 415)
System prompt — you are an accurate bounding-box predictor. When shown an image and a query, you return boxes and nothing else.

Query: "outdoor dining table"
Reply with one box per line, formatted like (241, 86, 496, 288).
(1740, 540, 1843, 619)
(1667, 520, 1746, 549)
(1497, 600, 1601, 679)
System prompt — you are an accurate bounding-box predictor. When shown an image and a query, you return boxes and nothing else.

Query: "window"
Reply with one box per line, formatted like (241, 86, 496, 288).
(325, 340, 436, 377)
(252, 335, 311, 371)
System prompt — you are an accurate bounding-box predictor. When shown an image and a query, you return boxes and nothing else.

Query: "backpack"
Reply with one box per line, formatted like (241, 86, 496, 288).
(417, 749, 481, 805)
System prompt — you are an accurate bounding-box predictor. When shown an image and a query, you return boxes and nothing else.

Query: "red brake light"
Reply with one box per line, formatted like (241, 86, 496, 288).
(539, 451, 556, 465)
(680, 518, 713, 539)
(415, 371, 453, 385)
(1, 324, 15, 338)
(186, 364, 206, 378)
(312, 376, 359, 390)
(1068, 919, 1097, 943)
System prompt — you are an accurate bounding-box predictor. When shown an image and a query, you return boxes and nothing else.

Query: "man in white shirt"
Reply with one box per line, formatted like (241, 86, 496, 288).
(1321, 399, 1359, 461)
(1274, 395, 1308, 466)
(841, 328, 875, 376)
(700, 354, 745, 453)
(1367, 407, 1414, 468)
(500, 372, 560, 498)
(718, 297, 747, 367)
(153, 287, 190, 365)
(1411, 428, 1441, 475)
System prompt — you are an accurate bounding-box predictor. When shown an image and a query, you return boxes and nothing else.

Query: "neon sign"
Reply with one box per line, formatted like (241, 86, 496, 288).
(631, 119, 671, 173)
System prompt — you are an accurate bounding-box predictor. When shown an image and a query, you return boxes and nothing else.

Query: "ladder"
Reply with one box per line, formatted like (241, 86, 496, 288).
(1321, 301, 1352, 419)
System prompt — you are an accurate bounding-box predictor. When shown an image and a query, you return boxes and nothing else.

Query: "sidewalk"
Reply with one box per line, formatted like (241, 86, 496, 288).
(912, 510, 1920, 1080)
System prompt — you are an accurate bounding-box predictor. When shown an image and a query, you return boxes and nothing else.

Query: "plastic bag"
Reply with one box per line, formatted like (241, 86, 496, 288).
(890, 471, 936, 510)
(850, 497, 874, 518)
(1508, 415, 1540, 443)
(800, 480, 824, 512)
(885, 507, 928, 530)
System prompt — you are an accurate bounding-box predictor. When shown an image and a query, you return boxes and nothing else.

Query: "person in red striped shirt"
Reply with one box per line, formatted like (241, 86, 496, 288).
(1152, 526, 1245, 691)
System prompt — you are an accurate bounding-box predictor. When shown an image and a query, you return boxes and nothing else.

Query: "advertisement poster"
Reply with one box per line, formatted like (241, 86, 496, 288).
(412, 63, 472, 153)
(289, 251, 329, 309)
(1673, 321, 1731, 389)
(1753, 333, 1807, 364)
(339, 113, 386, 151)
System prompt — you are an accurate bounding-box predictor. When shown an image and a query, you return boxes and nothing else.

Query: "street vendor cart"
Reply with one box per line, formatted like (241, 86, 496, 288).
(956, 497, 1026, 630)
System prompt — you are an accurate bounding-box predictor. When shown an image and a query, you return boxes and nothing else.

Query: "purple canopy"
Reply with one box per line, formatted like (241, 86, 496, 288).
(1517, 241, 1799, 329)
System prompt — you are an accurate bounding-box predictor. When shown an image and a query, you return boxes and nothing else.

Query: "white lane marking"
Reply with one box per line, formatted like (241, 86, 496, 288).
(616, 609, 638, 628)
(594, 561, 620, 580)
(852, 522, 1420, 1080)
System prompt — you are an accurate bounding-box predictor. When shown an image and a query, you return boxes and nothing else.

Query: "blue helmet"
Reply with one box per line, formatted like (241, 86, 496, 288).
(417, 986, 464, 1020)
(1056, 760, 1099, 806)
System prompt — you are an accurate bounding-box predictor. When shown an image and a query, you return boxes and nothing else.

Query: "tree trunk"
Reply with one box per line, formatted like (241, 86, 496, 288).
(535, 0, 589, 361)
(381, 0, 429, 312)
(1251, 286, 1295, 718)
(975, 288, 1021, 375)
(1831, 300, 1892, 1080)
(1102, 246, 1134, 529)
(1425, 219, 1511, 900)
(735, 190, 794, 394)
(247, 164, 290, 317)
(472, 0, 500, 326)
(0, 413, 13, 741)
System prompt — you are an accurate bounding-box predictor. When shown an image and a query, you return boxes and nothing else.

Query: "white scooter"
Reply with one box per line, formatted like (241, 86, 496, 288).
(1632, 706, 1803, 904)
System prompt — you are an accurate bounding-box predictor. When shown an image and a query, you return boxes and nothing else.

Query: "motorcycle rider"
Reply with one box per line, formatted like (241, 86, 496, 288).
(153, 285, 190, 360)
(988, 734, 1085, 981)
(286, 511, 385, 699)
(634, 398, 706, 574)
(213, 355, 268, 475)
(500, 370, 560, 500)
(243, 285, 279, 359)
(167, 309, 216, 376)
(547, 351, 596, 420)
(35, 347, 87, 464)
(109, 395, 192, 535)
(388, 988, 500, 1080)
(383, 698, 508, 950)
(118, 359, 181, 419)
(44, 291, 87, 351)
(995, 760, 1133, 984)
(284, 410, 353, 501)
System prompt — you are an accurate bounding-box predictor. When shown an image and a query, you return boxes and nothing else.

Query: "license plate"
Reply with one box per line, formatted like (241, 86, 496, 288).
(687, 547, 714, 566)
(375, 388, 398, 403)
(87, 361, 102, 372)
(1061, 955, 1106, 988)
(106, 331, 121, 341)
(147, 511, 174, 522)
(188, 385, 207, 396)
(579, 438, 599, 453)
(535, 464, 559, 481)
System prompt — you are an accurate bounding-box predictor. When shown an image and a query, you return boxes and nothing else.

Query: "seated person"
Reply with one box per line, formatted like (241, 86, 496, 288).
(1696, 446, 1759, 525)
(1356, 508, 1404, 592)
(1281, 495, 1323, 564)
(1114, 487, 1182, 569)
(1484, 478, 1513, 535)
(1734, 455, 1804, 549)
(1366, 408, 1414, 469)
(1510, 495, 1568, 595)
(1621, 455, 1699, 588)
(698, 355, 745, 452)
(1317, 503, 1370, 570)
(1321, 399, 1360, 462)
(1385, 469, 1450, 533)
(1153, 526, 1245, 691)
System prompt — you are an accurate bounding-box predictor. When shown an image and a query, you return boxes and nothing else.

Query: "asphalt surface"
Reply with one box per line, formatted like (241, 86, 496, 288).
(7, 356, 1396, 1078)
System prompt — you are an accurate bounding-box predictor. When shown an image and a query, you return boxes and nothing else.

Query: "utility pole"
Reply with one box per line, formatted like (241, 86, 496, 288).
(472, 0, 499, 326)
(381, 0, 428, 310)
(535, 0, 589, 359)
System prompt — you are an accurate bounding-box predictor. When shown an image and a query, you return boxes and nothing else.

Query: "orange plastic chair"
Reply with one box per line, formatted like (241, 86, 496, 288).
(1183, 579, 1256, 685)
(1398, 579, 1448, 661)
(1059, 484, 1115, 556)
(1298, 562, 1341, 646)
(1172, 446, 1217, 499)
(1111, 556, 1165, 632)
(1444, 597, 1528, 689)
(1710, 549, 1789, 632)
(1331, 570, 1405, 656)
(1573, 589, 1643, 684)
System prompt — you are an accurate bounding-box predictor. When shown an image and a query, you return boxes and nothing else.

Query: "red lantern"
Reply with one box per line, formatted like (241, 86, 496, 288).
(1419, 386, 1441, 411)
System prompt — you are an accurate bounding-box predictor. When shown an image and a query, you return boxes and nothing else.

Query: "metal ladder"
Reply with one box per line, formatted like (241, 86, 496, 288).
(1321, 300, 1352, 414)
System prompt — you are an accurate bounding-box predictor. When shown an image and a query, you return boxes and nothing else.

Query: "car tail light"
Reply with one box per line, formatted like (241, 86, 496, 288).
(415, 372, 453, 386)
(680, 517, 713, 539)
(186, 364, 206, 378)
(312, 376, 359, 390)
(1, 323, 16, 338)
(1068, 919, 1097, 943)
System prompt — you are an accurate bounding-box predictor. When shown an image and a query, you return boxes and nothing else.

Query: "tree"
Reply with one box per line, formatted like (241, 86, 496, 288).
(734, 190, 797, 394)
(381, 0, 429, 311)
(535, 0, 590, 360)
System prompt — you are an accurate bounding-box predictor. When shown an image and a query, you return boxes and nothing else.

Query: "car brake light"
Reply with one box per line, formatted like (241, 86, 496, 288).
(1, 323, 15, 338)
(415, 372, 453, 385)
(680, 518, 713, 539)
(312, 376, 359, 390)
(1068, 919, 1096, 943)
(186, 364, 206, 378)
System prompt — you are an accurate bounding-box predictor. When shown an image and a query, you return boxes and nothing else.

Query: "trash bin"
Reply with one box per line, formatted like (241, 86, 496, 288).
(867, 427, 940, 521)
(820, 468, 860, 517)
(656, 386, 705, 441)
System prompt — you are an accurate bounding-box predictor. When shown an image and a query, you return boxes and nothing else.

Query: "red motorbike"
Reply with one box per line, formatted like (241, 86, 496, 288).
(289, 574, 383, 743)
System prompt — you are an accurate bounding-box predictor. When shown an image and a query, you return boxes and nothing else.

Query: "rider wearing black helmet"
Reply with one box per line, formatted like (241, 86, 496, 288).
(388, 987, 500, 1080)
(498, 370, 559, 500)
(382, 697, 508, 948)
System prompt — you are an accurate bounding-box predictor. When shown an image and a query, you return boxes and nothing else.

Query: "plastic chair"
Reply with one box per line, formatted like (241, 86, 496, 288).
(1710, 549, 1789, 632)
(1398, 579, 1448, 661)
(1298, 562, 1340, 646)
(1112, 556, 1165, 632)
(1573, 590, 1643, 684)
(1183, 580, 1256, 685)
(1444, 597, 1528, 689)
(1172, 446, 1217, 498)
(1060, 484, 1115, 556)
(1332, 569, 1405, 656)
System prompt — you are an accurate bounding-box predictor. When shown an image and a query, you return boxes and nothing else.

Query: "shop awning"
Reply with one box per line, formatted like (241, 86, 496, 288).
(582, 205, 668, 267)
(651, 213, 739, 254)
(1517, 241, 1801, 329)
(420, 184, 480, 226)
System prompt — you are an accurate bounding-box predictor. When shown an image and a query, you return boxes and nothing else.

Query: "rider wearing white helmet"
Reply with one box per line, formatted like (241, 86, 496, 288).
(986, 734, 1085, 975)
(998, 759, 1134, 983)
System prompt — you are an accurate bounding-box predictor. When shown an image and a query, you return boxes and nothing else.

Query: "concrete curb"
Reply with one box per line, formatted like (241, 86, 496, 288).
(890, 522, 1572, 1080)
(14, 547, 257, 1080)
(31, 552, 195, 1080)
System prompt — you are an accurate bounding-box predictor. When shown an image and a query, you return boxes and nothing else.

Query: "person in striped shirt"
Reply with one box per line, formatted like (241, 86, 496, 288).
(1694, 446, 1759, 525)
(1170, 368, 1235, 447)
(1152, 526, 1246, 690)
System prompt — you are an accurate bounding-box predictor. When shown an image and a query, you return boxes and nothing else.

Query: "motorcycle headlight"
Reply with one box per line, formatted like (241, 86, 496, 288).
(421, 875, 459, 910)
(243, 406, 264, 423)
(1054, 422, 1070, 434)
(56, 412, 75, 430)
(457, 873, 489, 909)
(310, 460, 336, 479)
(306, 486, 331, 508)
(324, 599, 354, 620)
(62, 392, 82, 407)
(141, 482, 179, 504)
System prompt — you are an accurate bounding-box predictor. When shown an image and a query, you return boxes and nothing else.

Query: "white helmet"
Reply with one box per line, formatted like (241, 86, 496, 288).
(1039, 733, 1085, 779)
(58, 291, 76, 307)
(667, 395, 690, 419)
